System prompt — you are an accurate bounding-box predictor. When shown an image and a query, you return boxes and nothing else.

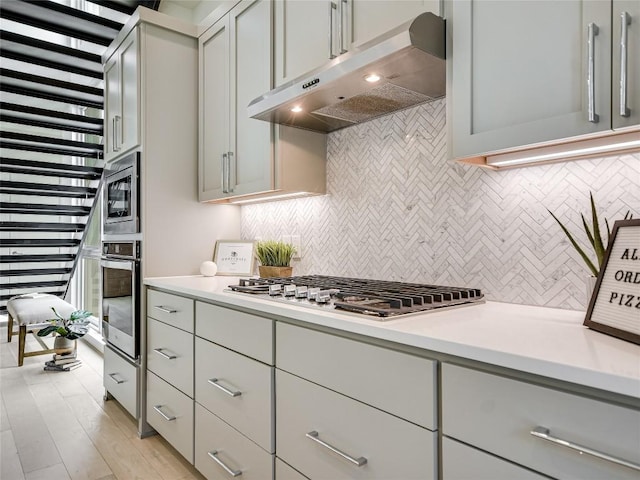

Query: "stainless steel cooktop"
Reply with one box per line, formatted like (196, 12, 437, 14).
(229, 275, 484, 319)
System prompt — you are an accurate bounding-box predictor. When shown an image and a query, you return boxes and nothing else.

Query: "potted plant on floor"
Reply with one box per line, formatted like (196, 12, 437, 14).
(255, 240, 296, 278)
(37, 308, 92, 354)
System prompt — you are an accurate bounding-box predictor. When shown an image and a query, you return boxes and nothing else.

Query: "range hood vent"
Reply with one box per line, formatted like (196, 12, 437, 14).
(248, 12, 445, 133)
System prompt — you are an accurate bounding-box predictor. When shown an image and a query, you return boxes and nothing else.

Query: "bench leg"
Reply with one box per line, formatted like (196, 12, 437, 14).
(18, 325, 26, 367)
(7, 314, 13, 343)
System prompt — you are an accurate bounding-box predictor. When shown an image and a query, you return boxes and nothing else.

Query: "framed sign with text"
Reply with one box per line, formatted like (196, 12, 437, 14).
(584, 219, 640, 345)
(213, 240, 255, 276)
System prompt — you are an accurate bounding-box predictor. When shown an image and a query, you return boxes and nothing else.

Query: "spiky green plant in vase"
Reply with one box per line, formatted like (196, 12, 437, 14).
(547, 192, 632, 277)
(255, 240, 296, 278)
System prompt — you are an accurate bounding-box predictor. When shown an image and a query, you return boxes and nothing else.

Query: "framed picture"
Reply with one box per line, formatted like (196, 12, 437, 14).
(584, 219, 640, 345)
(213, 240, 255, 276)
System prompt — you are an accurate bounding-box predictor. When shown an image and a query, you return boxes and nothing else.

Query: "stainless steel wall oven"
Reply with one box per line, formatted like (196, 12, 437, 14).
(103, 152, 140, 235)
(101, 240, 140, 360)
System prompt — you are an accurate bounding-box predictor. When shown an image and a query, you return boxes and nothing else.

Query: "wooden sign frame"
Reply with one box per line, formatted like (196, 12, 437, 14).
(584, 219, 640, 345)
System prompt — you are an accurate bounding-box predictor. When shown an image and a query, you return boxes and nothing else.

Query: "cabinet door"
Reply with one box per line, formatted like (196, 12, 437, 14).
(274, 0, 335, 87)
(347, 0, 438, 50)
(118, 30, 139, 156)
(451, 0, 612, 159)
(199, 17, 230, 201)
(613, 0, 640, 130)
(229, 0, 273, 197)
(104, 54, 120, 161)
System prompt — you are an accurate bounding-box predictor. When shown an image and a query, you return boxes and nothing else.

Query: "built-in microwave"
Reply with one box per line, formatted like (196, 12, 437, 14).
(103, 152, 140, 235)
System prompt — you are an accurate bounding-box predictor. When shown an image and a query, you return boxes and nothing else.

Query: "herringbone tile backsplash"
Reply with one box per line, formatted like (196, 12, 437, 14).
(241, 99, 640, 310)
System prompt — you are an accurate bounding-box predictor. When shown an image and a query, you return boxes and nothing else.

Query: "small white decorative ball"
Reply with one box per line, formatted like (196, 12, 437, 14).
(200, 261, 218, 277)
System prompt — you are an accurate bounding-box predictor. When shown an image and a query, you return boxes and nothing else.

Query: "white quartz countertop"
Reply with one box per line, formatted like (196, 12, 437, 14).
(144, 275, 640, 399)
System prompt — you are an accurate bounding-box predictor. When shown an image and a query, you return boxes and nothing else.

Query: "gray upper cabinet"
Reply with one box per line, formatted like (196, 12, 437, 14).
(104, 29, 139, 162)
(347, 0, 439, 50)
(274, 0, 334, 87)
(274, 0, 438, 88)
(449, 0, 637, 160)
(199, 0, 272, 201)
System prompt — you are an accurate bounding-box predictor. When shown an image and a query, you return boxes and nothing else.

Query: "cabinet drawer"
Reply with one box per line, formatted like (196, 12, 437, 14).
(103, 345, 138, 418)
(442, 437, 548, 480)
(195, 301, 273, 364)
(195, 403, 273, 480)
(276, 370, 436, 480)
(442, 364, 640, 480)
(147, 318, 194, 397)
(147, 289, 194, 332)
(195, 337, 274, 452)
(276, 322, 436, 429)
(276, 458, 309, 480)
(147, 371, 194, 464)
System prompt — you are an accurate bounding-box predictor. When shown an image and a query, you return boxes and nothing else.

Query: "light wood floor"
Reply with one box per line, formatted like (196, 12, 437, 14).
(0, 331, 205, 480)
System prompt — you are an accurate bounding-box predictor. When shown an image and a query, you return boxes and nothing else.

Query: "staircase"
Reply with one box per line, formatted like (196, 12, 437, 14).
(0, 0, 158, 314)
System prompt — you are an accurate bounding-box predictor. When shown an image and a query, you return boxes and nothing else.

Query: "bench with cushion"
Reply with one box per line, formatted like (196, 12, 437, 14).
(7, 293, 77, 366)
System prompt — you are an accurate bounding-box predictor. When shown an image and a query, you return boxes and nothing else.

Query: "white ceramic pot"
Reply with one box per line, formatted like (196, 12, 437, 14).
(586, 275, 598, 307)
(53, 336, 75, 354)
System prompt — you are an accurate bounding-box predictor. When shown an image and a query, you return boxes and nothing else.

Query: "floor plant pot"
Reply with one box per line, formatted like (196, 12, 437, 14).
(259, 266, 293, 278)
(53, 336, 76, 355)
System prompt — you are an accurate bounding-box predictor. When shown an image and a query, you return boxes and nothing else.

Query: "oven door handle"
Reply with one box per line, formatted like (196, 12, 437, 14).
(101, 258, 134, 270)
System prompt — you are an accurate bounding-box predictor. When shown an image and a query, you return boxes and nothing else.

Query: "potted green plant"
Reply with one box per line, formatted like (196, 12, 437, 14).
(37, 308, 92, 353)
(548, 192, 632, 299)
(255, 240, 296, 278)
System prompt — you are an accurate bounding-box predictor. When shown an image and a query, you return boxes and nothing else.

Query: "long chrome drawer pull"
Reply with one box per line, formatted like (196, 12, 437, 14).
(587, 22, 599, 123)
(306, 431, 367, 467)
(154, 305, 177, 314)
(107, 373, 124, 384)
(620, 11, 631, 117)
(208, 450, 242, 477)
(208, 378, 242, 397)
(153, 348, 177, 360)
(530, 426, 640, 471)
(153, 405, 176, 421)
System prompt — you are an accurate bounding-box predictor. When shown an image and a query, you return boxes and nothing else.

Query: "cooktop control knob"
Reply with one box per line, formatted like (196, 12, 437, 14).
(307, 287, 321, 300)
(268, 284, 282, 296)
(316, 290, 332, 303)
(283, 284, 296, 297)
(295, 286, 308, 298)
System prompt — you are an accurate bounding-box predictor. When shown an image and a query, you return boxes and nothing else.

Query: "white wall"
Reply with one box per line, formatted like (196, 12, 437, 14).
(241, 99, 640, 310)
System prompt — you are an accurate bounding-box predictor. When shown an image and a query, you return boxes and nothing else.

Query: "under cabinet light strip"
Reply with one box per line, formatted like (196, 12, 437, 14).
(229, 192, 314, 205)
(487, 132, 640, 167)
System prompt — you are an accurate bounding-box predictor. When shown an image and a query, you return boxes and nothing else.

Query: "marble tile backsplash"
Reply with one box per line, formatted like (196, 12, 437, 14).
(241, 99, 640, 309)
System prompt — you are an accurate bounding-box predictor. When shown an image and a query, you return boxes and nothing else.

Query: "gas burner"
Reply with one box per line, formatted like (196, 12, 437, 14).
(228, 275, 484, 318)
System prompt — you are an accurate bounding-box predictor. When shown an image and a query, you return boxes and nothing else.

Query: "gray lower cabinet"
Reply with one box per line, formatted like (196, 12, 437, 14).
(441, 363, 640, 480)
(103, 345, 138, 418)
(195, 403, 273, 480)
(442, 437, 548, 480)
(276, 369, 437, 479)
(146, 371, 194, 463)
(275, 459, 309, 480)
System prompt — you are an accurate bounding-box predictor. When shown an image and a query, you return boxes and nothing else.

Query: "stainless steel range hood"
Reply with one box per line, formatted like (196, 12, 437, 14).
(247, 12, 445, 133)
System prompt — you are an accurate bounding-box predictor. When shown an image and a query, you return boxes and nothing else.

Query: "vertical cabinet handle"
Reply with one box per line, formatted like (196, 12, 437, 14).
(208, 378, 242, 397)
(221, 152, 228, 193)
(587, 22, 599, 123)
(227, 151, 234, 193)
(530, 426, 640, 471)
(339, 0, 348, 54)
(328, 2, 337, 59)
(153, 405, 176, 421)
(207, 451, 242, 477)
(305, 431, 368, 467)
(620, 11, 631, 117)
